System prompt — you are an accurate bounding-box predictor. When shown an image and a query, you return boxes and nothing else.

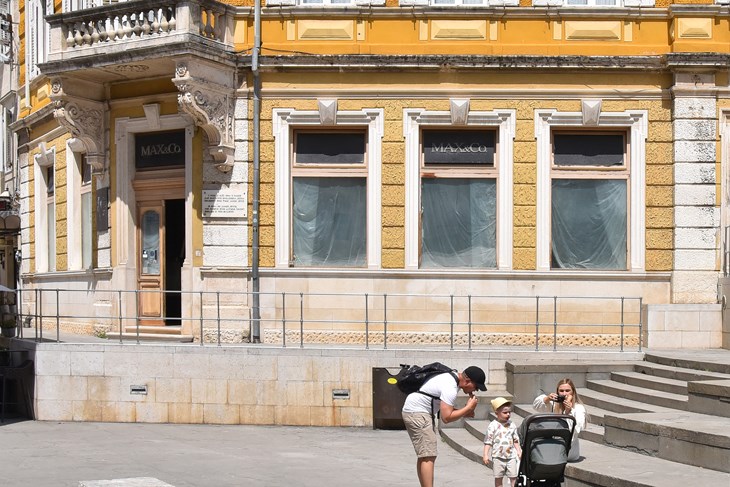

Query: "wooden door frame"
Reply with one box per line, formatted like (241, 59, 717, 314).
(133, 172, 185, 326)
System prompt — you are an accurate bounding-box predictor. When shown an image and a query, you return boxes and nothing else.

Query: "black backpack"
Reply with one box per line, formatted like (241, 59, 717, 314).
(395, 362, 458, 396)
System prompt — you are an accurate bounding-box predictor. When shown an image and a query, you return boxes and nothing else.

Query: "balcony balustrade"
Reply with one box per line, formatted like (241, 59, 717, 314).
(45, 0, 235, 65)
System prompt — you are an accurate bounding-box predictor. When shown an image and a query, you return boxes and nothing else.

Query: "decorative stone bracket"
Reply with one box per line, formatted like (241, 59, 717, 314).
(173, 60, 236, 172)
(50, 78, 107, 182)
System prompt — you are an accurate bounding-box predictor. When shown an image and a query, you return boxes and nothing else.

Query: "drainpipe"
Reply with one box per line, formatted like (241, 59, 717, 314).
(251, 0, 262, 343)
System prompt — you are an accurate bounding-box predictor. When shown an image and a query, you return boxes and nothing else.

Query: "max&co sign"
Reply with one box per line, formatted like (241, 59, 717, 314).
(135, 130, 186, 170)
(423, 130, 496, 165)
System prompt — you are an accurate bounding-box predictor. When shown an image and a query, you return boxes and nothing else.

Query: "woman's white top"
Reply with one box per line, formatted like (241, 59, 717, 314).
(532, 394, 586, 462)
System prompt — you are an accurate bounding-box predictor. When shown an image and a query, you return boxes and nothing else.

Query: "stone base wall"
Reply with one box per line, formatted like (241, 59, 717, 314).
(12, 341, 641, 426)
(642, 303, 722, 349)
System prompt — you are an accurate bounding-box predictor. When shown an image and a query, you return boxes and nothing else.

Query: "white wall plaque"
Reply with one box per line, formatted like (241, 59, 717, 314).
(202, 188, 247, 218)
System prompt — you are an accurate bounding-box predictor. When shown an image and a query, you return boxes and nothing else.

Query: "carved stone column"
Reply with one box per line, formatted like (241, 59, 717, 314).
(50, 77, 107, 184)
(172, 58, 236, 172)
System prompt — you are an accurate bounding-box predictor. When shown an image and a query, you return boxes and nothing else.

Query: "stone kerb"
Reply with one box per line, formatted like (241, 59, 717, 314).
(688, 379, 730, 418)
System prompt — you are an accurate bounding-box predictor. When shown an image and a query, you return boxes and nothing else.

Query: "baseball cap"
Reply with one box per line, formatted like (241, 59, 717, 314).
(463, 365, 487, 391)
(491, 397, 512, 412)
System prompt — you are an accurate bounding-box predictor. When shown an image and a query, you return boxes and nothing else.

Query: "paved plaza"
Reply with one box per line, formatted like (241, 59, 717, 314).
(0, 420, 488, 487)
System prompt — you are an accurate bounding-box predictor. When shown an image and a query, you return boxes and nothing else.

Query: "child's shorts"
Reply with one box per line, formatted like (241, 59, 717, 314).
(492, 457, 519, 478)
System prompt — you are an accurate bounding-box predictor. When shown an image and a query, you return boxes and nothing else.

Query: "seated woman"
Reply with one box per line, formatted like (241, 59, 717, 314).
(532, 378, 587, 462)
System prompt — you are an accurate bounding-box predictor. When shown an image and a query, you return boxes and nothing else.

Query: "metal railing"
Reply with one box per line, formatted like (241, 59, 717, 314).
(724, 225, 730, 277)
(9, 288, 643, 352)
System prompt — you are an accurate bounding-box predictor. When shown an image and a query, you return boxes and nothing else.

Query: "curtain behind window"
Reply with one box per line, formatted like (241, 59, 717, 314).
(551, 179, 626, 269)
(293, 177, 366, 267)
(421, 178, 496, 268)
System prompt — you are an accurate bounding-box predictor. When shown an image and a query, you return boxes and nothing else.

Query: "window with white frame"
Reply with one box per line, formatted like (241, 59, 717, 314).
(400, 0, 518, 5)
(550, 131, 628, 269)
(62, 0, 103, 12)
(291, 130, 368, 267)
(26, 0, 52, 81)
(0, 107, 12, 171)
(535, 109, 647, 272)
(267, 0, 385, 6)
(565, 0, 618, 5)
(532, 0, 654, 6)
(419, 129, 498, 268)
(81, 155, 92, 268)
(46, 165, 56, 271)
(65, 142, 93, 270)
(273, 108, 383, 269)
(34, 146, 55, 272)
(404, 108, 515, 270)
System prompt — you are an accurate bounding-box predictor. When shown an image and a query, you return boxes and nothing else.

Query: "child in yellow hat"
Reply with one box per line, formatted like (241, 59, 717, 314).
(483, 397, 522, 487)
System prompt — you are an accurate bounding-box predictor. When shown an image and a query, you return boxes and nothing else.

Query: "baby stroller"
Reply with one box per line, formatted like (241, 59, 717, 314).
(515, 413, 576, 487)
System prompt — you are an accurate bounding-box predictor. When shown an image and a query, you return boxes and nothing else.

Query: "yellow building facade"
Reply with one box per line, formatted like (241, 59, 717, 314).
(10, 0, 730, 348)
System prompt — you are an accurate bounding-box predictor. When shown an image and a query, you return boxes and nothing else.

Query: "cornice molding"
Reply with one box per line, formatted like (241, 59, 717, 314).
(258, 54, 666, 71)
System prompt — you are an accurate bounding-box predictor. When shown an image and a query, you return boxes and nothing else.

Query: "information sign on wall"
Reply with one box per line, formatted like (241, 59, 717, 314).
(96, 187, 109, 230)
(202, 188, 247, 218)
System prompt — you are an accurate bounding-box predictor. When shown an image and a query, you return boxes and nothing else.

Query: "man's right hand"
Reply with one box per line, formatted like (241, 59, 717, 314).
(466, 394, 478, 411)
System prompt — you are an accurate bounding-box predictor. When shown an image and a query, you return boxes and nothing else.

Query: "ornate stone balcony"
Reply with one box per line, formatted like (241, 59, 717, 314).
(43, 0, 237, 78)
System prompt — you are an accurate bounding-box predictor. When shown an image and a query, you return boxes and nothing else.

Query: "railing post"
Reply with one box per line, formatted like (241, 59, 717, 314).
(199, 291, 204, 346)
(216, 291, 221, 347)
(638, 297, 643, 352)
(37, 288, 42, 343)
(17, 288, 22, 340)
(56, 289, 60, 343)
(450, 294, 454, 351)
(383, 293, 387, 350)
(299, 292, 304, 349)
(365, 293, 369, 350)
(620, 297, 625, 352)
(553, 296, 557, 352)
(118, 290, 123, 344)
(468, 295, 472, 351)
(535, 296, 540, 351)
(281, 292, 286, 348)
(135, 290, 140, 344)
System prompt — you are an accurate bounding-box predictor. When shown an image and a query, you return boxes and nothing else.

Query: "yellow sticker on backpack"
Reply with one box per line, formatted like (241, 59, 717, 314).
(387, 378, 398, 385)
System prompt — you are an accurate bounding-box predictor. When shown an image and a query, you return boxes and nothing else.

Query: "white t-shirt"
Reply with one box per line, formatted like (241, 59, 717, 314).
(402, 372, 459, 414)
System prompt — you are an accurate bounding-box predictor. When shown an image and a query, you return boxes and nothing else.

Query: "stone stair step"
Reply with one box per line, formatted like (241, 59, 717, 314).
(442, 417, 730, 486)
(566, 439, 730, 486)
(644, 352, 730, 375)
(610, 370, 687, 395)
(573, 387, 672, 416)
(602, 411, 730, 473)
(106, 332, 194, 343)
(634, 361, 730, 382)
(123, 325, 185, 335)
(464, 418, 489, 441)
(439, 426, 485, 464)
(586, 379, 687, 410)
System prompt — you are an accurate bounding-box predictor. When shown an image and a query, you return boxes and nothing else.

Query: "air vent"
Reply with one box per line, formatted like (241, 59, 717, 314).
(332, 389, 350, 400)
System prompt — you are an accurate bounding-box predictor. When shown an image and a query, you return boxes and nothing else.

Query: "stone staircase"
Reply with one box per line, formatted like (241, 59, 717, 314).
(106, 324, 194, 342)
(440, 351, 730, 486)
